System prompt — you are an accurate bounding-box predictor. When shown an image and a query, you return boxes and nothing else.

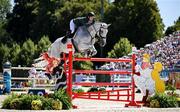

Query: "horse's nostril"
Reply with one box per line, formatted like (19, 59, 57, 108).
(103, 44, 105, 47)
(99, 39, 106, 47)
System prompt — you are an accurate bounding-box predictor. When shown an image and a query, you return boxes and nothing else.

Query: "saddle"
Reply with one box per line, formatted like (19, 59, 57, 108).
(61, 30, 79, 53)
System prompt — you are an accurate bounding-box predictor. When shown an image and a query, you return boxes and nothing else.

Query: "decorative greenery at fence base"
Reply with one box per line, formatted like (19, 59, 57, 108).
(2, 89, 72, 110)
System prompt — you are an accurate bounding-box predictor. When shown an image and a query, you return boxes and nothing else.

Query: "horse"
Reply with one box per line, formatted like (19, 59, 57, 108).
(34, 22, 110, 69)
(48, 22, 110, 58)
(33, 22, 110, 90)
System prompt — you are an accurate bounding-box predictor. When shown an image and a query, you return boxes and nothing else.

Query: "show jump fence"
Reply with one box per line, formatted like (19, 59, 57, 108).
(64, 44, 141, 107)
(0, 44, 141, 107)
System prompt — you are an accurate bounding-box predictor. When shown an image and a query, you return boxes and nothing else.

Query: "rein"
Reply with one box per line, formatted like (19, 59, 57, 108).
(88, 23, 106, 44)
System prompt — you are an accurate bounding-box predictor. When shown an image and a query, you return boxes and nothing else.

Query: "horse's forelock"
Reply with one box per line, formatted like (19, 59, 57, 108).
(98, 22, 108, 29)
(101, 23, 106, 26)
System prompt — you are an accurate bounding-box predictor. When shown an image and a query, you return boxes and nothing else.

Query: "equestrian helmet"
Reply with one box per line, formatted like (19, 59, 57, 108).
(87, 12, 95, 17)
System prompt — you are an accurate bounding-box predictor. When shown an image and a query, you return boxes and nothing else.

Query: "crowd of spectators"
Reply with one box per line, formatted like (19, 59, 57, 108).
(100, 31, 180, 70)
(140, 31, 180, 68)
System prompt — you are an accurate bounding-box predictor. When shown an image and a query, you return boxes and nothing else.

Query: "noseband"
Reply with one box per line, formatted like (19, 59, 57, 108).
(92, 24, 107, 42)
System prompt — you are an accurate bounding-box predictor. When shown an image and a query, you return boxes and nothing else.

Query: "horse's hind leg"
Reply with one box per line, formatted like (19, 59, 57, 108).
(53, 54, 68, 91)
(54, 69, 67, 90)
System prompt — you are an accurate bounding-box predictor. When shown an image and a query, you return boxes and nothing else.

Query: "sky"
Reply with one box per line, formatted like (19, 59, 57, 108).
(10, 0, 180, 29)
(156, 0, 180, 29)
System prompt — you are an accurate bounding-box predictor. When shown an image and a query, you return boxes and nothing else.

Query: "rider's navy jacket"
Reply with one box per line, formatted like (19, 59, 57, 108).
(73, 17, 95, 27)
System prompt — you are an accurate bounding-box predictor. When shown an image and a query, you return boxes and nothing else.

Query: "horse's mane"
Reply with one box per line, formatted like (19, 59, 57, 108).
(77, 21, 107, 31)
(95, 21, 104, 24)
(95, 22, 108, 28)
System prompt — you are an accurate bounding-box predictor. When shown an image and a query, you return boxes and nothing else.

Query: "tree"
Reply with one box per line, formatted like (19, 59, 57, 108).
(73, 53, 93, 70)
(104, 0, 164, 53)
(165, 16, 180, 36)
(165, 26, 176, 36)
(174, 17, 180, 31)
(6, 0, 110, 42)
(0, 0, 11, 20)
(9, 43, 21, 66)
(0, 43, 10, 71)
(0, 0, 11, 44)
(29, 0, 59, 41)
(108, 38, 132, 58)
(6, 0, 37, 42)
(0, 37, 53, 69)
(36, 35, 51, 57)
(18, 39, 37, 66)
(0, 21, 12, 44)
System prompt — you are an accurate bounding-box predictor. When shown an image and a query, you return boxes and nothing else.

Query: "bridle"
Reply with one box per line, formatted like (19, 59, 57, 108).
(72, 23, 107, 55)
(93, 24, 107, 38)
(89, 23, 107, 44)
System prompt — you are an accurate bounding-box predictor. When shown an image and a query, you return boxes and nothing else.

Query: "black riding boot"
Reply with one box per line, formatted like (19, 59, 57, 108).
(61, 30, 71, 44)
(62, 29, 77, 44)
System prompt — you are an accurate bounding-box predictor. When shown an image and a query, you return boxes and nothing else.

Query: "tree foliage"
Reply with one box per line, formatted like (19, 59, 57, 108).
(18, 39, 37, 66)
(73, 53, 93, 70)
(0, 0, 11, 44)
(0, 21, 12, 44)
(0, 0, 11, 20)
(108, 38, 132, 58)
(36, 35, 51, 56)
(104, 0, 164, 53)
(0, 36, 52, 70)
(0, 44, 10, 70)
(9, 43, 21, 66)
(165, 16, 180, 36)
(174, 17, 180, 31)
(29, 0, 59, 41)
(6, 0, 109, 42)
(6, 0, 37, 42)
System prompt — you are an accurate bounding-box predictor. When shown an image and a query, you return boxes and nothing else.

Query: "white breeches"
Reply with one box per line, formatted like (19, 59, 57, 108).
(70, 19, 76, 33)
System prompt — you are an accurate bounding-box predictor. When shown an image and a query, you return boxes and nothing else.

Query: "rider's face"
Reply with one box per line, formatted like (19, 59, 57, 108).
(89, 16, 95, 21)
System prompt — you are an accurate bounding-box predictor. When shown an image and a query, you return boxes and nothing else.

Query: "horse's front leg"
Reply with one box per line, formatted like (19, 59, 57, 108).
(89, 46, 97, 57)
(90, 49, 97, 56)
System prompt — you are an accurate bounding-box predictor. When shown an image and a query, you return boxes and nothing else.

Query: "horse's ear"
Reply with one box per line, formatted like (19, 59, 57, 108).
(107, 24, 111, 27)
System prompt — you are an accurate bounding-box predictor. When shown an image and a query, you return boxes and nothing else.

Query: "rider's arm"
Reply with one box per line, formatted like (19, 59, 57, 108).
(86, 20, 95, 26)
(73, 17, 88, 27)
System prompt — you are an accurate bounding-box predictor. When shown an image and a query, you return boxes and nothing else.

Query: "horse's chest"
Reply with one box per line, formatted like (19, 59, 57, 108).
(78, 36, 91, 42)
(88, 27, 94, 32)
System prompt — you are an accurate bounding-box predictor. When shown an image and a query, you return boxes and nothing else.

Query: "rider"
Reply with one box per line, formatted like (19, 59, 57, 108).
(62, 12, 95, 43)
